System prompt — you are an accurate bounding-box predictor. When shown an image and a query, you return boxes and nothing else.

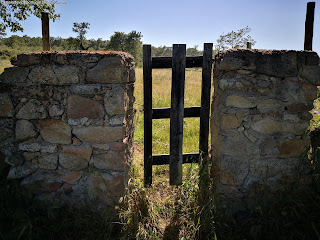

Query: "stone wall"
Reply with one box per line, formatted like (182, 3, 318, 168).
(0, 51, 135, 207)
(211, 49, 319, 211)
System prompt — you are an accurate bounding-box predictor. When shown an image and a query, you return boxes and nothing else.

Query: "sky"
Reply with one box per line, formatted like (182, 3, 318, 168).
(3, 0, 320, 54)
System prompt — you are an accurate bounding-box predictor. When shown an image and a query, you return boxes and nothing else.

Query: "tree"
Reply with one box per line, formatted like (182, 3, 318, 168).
(0, 0, 60, 33)
(72, 22, 90, 50)
(106, 31, 143, 65)
(215, 26, 256, 51)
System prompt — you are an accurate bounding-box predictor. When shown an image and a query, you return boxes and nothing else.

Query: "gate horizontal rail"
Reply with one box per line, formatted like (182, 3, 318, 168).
(152, 107, 201, 119)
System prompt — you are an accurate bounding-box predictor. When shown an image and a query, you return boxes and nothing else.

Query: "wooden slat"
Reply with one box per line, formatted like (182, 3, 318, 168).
(199, 43, 213, 159)
(170, 44, 186, 186)
(152, 106, 201, 119)
(304, 2, 315, 51)
(152, 56, 203, 68)
(143, 45, 153, 187)
(41, 12, 50, 51)
(153, 153, 200, 165)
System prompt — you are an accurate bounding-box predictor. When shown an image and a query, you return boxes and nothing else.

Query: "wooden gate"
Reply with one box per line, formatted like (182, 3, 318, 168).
(143, 43, 213, 186)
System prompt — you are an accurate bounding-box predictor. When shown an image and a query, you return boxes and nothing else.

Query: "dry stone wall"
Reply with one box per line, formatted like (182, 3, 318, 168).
(211, 49, 319, 211)
(0, 51, 135, 207)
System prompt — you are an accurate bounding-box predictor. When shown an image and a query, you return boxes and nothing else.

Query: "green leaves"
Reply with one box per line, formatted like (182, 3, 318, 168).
(0, 0, 60, 33)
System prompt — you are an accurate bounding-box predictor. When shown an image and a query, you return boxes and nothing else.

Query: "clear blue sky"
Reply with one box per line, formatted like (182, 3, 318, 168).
(4, 0, 320, 54)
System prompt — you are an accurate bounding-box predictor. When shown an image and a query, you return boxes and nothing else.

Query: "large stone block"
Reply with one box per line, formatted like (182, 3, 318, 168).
(0, 93, 14, 117)
(93, 152, 125, 170)
(15, 120, 37, 141)
(300, 65, 320, 85)
(59, 145, 92, 170)
(40, 119, 72, 144)
(7, 161, 38, 179)
(220, 114, 242, 130)
(104, 86, 125, 116)
(88, 173, 125, 198)
(0, 66, 29, 84)
(67, 95, 104, 119)
(16, 99, 47, 119)
(29, 66, 58, 84)
(277, 139, 310, 158)
(86, 56, 125, 84)
(53, 65, 79, 84)
(38, 154, 58, 170)
(225, 95, 256, 109)
(73, 126, 123, 143)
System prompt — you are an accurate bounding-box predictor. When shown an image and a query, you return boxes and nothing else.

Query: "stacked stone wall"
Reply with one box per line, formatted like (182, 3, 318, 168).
(211, 49, 319, 211)
(0, 51, 135, 207)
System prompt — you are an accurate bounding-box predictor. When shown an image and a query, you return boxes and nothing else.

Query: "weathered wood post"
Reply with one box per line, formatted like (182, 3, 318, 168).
(41, 12, 50, 51)
(304, 2, 315, 50)
(143, 45, 153, 186)
(247, 42, 252, 49)
(170, 44, 186, 185)
(199, 43, 213, 159)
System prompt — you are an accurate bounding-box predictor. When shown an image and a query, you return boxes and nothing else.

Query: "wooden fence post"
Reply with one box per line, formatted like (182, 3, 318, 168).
(199, 43, 213, 159)
(41, 12, 50, 51)
(170, 44, 186, 185)
(304, 2, 315, 51)
(143, 45, 153, 186)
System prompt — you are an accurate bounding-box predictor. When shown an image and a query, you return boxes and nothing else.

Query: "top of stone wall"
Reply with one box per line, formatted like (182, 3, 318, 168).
(0, 51, 135, 86)
(215, 49, 320, 85)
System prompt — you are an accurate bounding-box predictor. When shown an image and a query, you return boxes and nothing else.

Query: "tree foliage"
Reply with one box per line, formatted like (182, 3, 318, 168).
(72, 22, 90, 50)
(106, 31, 143, 65)
(0, 0, 60, 33)
(215, 26, 256, 51)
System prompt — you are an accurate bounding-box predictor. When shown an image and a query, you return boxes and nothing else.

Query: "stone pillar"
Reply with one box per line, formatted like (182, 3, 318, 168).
(0, 51, 135, 208)
(211, 49, 320, 211)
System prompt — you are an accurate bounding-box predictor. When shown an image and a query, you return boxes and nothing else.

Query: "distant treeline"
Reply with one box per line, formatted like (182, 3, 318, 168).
(0, 34, 204, 66)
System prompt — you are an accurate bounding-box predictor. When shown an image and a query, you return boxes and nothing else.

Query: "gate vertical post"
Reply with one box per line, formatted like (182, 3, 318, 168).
(304, 2, 315, 50)
(143, 45, 153, 186)
(199, 43, 213, 159)
(170, 44, 186, 185)
(41, 12, 50, 51)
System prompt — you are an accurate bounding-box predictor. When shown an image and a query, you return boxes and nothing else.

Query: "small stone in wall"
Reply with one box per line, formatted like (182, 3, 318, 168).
(16, 99, 47, 120)
(40, 143, 58, 153)
(48, 104, 64, 117)
(15, 120, 38, 141)
(109, 142, 125, 152)
(0, 93, 14, 117)
(72, 137, 82, 146)
(23, 152, 40, 161)
(109, 115, 124, 126)
(220, 114, 241, 130)
(38, 154, 58, 170)
(40, 119, 72, 144)
(18, 142, 41, 152)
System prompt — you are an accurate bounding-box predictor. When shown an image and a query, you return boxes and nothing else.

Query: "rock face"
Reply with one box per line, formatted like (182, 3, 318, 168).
(212, 49, 317, 212)
(73, 126, 123, 143)
(67, 95, 104, 119)
(0, 51, 135, 209)
(40, 119, 72, 144)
